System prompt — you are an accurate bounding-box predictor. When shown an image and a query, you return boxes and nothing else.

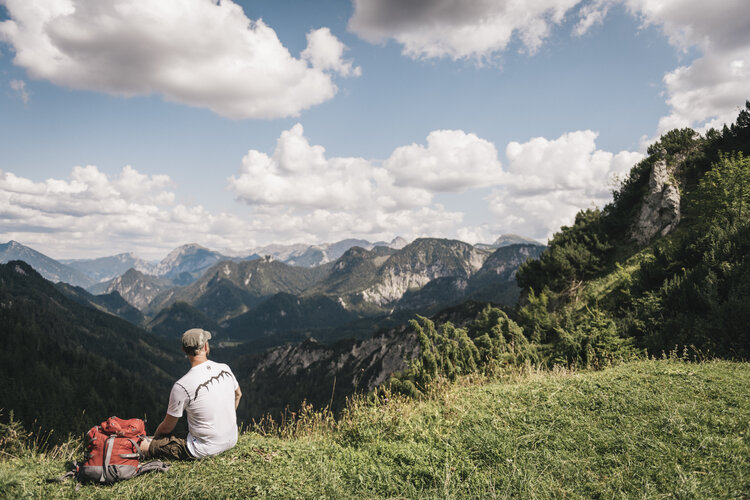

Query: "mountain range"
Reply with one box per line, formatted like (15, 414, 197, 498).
(0, 236, 544, 355)
(146, 239, 545, 346)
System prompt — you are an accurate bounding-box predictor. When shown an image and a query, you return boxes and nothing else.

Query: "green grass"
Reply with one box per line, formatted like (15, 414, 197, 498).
(2, 359, 748, 499)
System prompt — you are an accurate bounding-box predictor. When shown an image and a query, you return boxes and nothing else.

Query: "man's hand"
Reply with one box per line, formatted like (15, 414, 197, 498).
(235, 387, 242, 410)
(154, 414, 180, 438)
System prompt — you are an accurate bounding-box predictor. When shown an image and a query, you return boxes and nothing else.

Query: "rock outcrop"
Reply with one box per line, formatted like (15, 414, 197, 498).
(631, 155, 682, 244)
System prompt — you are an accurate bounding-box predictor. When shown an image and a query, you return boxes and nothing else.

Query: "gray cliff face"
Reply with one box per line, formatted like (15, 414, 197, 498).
(361, 239, 490, 307)
(249, 331, 419, 393)
(95, 268, 174, 310)
(631, 156, 682, 244)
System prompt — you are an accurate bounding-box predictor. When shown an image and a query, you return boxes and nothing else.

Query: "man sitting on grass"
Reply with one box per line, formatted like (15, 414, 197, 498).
(140, 328, 242, 460)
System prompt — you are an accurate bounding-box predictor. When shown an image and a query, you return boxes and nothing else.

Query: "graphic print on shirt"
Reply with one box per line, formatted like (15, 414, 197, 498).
(194, 369, 233, 400)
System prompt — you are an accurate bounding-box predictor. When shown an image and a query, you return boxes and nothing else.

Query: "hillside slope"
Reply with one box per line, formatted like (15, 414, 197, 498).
(0, 241, 93, 288)
(4, 359, 748, 498)
(0, 261, 184, 439)
(515, 103, 750, 360)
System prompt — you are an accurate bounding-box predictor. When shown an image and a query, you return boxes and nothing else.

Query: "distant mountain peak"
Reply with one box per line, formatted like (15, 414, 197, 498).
(165, 243, 209, 258)
(0, 240, 94, 287)
(155, 243, 228, 280)
(389, 236, 408, 248)
(474, 234, 544, 251)
(492, 234, 543, 247)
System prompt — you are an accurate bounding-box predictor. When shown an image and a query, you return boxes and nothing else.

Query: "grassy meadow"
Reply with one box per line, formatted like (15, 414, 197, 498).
(1, 358, 748, 499)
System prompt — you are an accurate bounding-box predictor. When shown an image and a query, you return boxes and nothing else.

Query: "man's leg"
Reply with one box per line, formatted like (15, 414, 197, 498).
(140, 437, 152, 456)
(142, 435, 194, 460)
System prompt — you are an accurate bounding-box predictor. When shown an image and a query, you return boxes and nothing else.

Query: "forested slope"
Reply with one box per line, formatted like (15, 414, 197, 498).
(515, 102, 750, 362)
(0, 261, 184, 441)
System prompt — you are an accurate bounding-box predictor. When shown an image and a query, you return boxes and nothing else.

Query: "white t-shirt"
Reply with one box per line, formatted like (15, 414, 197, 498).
(167, 360, 239, 458)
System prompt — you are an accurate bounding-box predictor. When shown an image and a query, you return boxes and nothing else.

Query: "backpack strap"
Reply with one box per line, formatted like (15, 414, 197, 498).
(46, 460, 79, 485)
(48, 470, 76, 483)
(135, 460, 171, 477)
(101, 435, 116, 483)
(119, 438, 144, 460)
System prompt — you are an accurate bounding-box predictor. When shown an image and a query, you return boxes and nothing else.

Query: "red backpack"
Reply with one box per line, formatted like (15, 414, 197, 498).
(53, 417, 170, 487)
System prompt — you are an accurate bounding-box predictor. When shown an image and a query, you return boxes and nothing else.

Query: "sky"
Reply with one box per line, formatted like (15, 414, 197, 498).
(0, 0, 748, 261)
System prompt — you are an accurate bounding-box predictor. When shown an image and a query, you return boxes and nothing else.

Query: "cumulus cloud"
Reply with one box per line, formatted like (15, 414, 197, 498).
(0, 126, 644, 258)
(488, 130, 643, 240)
(228, 123, 433, 211)
(572, 0, 750, 134)
(626, 0, 750, 134)
(228, 124, 508, 241)
(349, 0, 582, 61)
(383, 130, 505, 191)
(350, 0, 748, 136)
(228, 124, 508, 213)
(0, 0, 359, 119)
(229, 124, 642, 245)
(302, 27, 362, 77)
(0, 165, 257, 259)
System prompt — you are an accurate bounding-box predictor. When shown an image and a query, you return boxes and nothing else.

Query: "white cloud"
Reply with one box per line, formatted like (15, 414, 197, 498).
(383, 129, 505, 191)
(620, 0, 750, 134)
(348, 0, 582, 61)
(0, 126, 645, 258)
(302, 27, 361, 77)
(228, 123, 433, 211)
(572, 0, 611, 36)
(0, 0, 359, 119)
(350, 0, 749, 136)
(570, 0, 750, 135)
(9, 79, 30, 103)
(456, 225, 495, 245)
(489, 130, 643, 241)
(228, 124, 485, 246)
(0, 165, 255, 259)
(229, 124, 642, 246)
(0, 126, 473, 259)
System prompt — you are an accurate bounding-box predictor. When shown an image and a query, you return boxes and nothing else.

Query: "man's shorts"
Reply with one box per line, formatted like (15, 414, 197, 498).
(148, 435, 195, 460)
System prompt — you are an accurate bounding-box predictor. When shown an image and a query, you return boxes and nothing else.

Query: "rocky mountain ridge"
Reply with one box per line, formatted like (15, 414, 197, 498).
(1, 236, 544, 346)
(61, 252, 156, 282)
(0, 241, 94, 288)
(89, 268, 175, 310)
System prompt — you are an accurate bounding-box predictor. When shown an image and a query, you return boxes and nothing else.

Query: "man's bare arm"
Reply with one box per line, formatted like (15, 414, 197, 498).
(154, 414, 179, 438)
(235, 387, 242, 410)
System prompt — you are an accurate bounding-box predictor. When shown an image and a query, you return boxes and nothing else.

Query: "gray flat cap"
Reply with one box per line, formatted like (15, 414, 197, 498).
(182, 328, 212, 349)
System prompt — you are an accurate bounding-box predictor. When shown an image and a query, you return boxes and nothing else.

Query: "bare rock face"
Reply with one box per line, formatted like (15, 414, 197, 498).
(631, 156, 681, 244)
(360, 239, 490, 306)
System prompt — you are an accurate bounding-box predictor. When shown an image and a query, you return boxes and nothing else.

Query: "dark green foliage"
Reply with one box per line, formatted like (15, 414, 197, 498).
(646, 128, 700, 156)
(517, 208, 612, 295)
(226, 292, 357, 341)
(551, 307, 636, 367)
(633, 222, 750, 357)
(0, 261, 184, 443)
(147, 301, 220, 338)
(516, 103, 750, 361)
(55, 283, 146, 326)
(626, 150, 750, 357)
(517, 287, 553, 343)
(386, 306, 537, 395)
(692, 151, 750, 227)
